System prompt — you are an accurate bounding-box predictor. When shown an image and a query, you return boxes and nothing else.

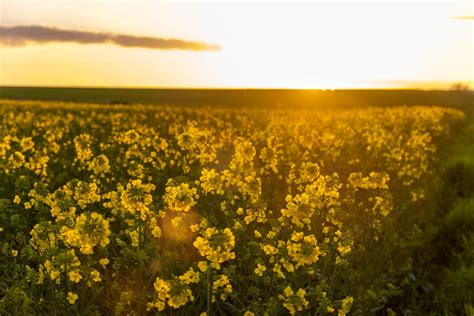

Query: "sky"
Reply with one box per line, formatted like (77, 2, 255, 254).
(0, 0, 473, 89)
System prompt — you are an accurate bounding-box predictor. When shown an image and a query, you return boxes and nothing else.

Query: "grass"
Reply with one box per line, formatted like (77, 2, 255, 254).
(412, 114, 474, 314)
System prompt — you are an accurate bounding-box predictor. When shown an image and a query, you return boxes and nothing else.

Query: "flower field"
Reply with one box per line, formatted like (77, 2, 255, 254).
(0, 100, 467, 315)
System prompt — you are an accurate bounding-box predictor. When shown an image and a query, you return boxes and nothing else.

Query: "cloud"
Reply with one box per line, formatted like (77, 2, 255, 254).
(0, 25, 221, 51)
(453, 16, 474, 20)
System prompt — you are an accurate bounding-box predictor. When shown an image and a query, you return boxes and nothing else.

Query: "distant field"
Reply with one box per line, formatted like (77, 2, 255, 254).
(1, 86, 472, 111)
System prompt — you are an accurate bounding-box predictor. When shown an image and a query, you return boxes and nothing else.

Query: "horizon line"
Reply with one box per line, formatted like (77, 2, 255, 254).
(1, 84, 470, 92)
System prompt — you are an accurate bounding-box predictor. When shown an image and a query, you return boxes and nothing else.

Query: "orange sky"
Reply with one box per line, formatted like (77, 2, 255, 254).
(0, 0, 473, 89)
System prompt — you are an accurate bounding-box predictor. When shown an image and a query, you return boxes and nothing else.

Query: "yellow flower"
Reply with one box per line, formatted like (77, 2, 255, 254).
(69, 270, 82, 283)
(197, 261, 208, 272)
(154, 278, 171, 301)
(267, 231, 277, 239)
(272, 264, 286, 279)
(199, 168, 224, 194)
(99, 258, 110, 267)
(190, 224, 200, 232)
(151, 276, 195, 310)
(193, 227, 235, 270)
(338, 296, 354, 316)
(9, 151, 25, 169)
(163, 182, 197, 213)
(262, 244, 278, 255)
(128, 230, 139, 247)
(178, 267, 200, 285)
(279, 286, 309, 315)
(120, 179, 155, 216)
(50, 270, 60, 280)
(286, 234, 320, 268)
(254, 263, 267, 277)
(91, 270, 102, 282)
(13, 195, 21, 204)
(171, 216, 182, 228)
(283, 286, 294, 297)
(233, 221, 242, 230)
(337, 243, 352, 256)
(11, 249, 18, 257)
(88, 154, 110, 174)
(281, 260, 295, 273)
(74, 133, 93, 162)
(73, 181, 101, 209)
(20, 137, 35, 151)
(212, 274, 232, 301)
(67, 292, 78, 304)
(244, 312, 255, 316)
(62, 212, 111, 254)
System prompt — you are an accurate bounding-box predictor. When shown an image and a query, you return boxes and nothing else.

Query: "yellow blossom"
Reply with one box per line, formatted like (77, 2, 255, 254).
(198, 261, 208, 272)
(254, 263, 267, 276)
(91, 270, 102, 282)
(193, 227, 235, 270)
(99, 258, 109, 267)
(69, 270, 82, 283)
(67, 292, 78, 304)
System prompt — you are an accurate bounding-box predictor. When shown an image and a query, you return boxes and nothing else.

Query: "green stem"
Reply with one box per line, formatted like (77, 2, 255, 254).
(207, 267, 213, 316)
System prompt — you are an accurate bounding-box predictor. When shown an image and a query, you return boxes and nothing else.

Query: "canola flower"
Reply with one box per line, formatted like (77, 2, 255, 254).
(62, 212, 111, 254)
(149, 268, 200, 311)
(279, 286, 310, 315)
(67, 292, 79, 305)
(193, 227, 236, 270)
(164, 181, 198, 212)
(0, 100, 465, 314)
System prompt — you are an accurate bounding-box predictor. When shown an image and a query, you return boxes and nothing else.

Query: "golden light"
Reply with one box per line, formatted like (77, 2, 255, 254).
(0, 1, 472, 89)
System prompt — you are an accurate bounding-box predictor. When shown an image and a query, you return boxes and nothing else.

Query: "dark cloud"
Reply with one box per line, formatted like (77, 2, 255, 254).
(0, 25, 221, 51)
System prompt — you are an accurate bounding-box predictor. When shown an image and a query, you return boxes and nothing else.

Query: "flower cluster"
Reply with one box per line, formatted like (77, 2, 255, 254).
(62, 212, 111, 254)
(278, 286, 310, 315)
(148, 268, 200, 311)
(193, 227, 236, 270)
